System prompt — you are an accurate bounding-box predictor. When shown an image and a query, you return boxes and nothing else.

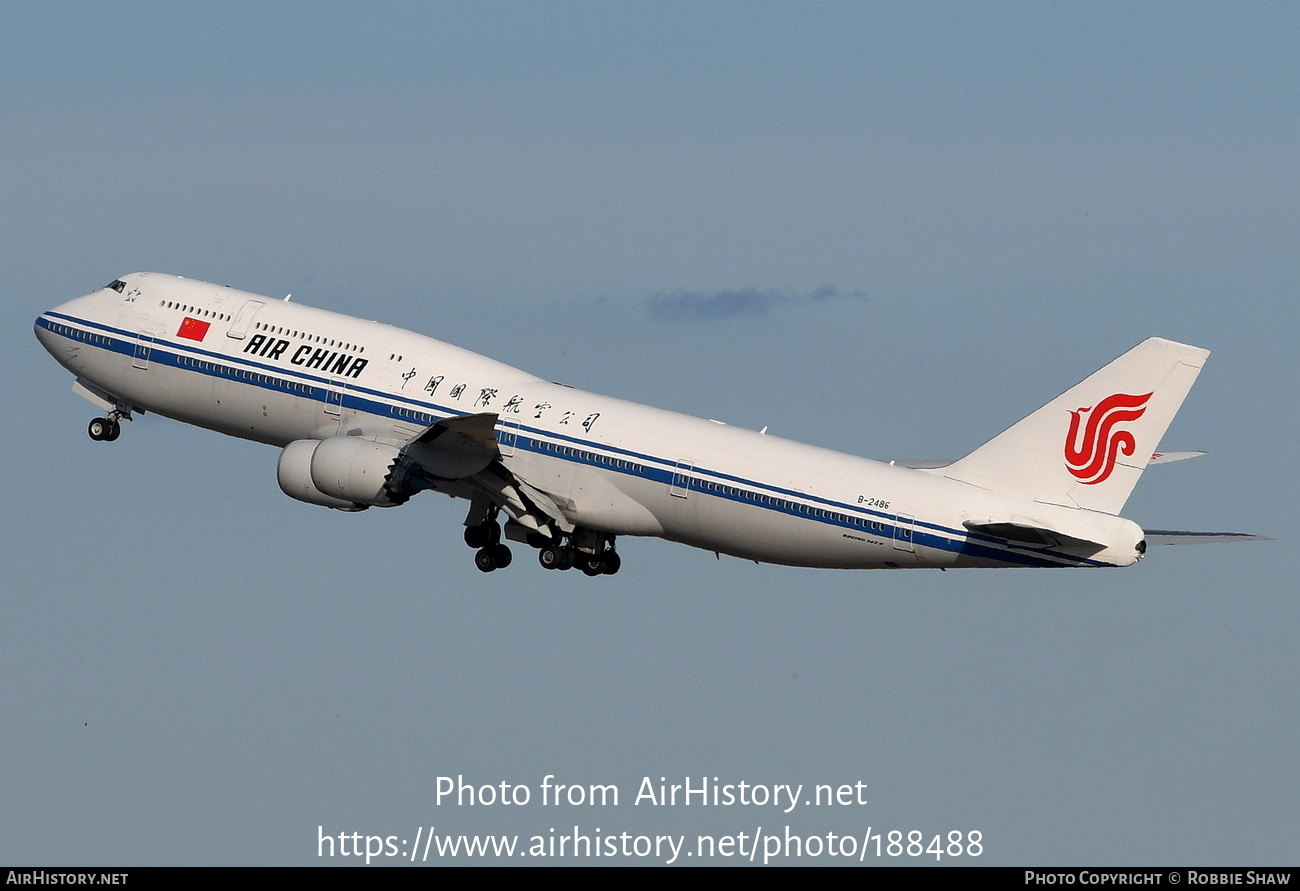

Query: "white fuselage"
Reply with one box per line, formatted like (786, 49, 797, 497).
(35, 273, 1145, 570)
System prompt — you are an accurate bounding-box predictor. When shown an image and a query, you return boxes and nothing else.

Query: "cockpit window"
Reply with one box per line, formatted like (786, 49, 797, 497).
(105, 279, 126, 293)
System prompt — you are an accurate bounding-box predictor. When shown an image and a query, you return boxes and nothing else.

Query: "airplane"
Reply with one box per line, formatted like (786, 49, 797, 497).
(34, 272, 1264, 577)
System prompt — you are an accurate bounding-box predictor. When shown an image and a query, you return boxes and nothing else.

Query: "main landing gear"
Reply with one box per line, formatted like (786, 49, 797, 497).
(473, 544, 513, 573)
(464, 515, 513, 573)
(537, 530, 621, 576)
(461, 504, 621, 576)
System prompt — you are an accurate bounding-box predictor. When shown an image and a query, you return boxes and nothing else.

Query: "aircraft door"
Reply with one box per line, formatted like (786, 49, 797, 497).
(893, 512, 916, 552)
(132, 332, 155, 370)
(498, 416, 520, 457)
(669, 459, 694, 497)
(226, 300, 265, 340)
(323, 377, 348, 417)
(664, 458, 700, 538)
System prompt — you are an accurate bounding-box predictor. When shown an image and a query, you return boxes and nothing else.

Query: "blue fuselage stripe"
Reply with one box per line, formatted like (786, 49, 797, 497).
(37, 312, 1111, 569)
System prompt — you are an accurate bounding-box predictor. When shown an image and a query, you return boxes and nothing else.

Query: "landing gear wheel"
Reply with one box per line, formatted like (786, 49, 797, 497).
(601, 552, 621, 575)
(492, 544, 512, 569)
(474, 548, 498, 573)
(580, 554, 604, 577)
(539, 546, 562, 570)
(89, 417, 122, 442)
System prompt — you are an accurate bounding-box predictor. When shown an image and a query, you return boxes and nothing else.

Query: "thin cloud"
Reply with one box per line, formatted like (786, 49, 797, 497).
(646, 285, 867, 323)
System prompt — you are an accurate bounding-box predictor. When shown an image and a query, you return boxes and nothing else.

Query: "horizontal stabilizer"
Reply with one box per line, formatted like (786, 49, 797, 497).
(891, 458, 952, 469)
(1143, 530, 1273, 545)
(895, 450, 1204, 470)
(1147, 450, 1206, 465)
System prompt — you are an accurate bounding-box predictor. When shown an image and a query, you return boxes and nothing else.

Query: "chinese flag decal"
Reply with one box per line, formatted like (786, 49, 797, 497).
(177, 316, 211, 341)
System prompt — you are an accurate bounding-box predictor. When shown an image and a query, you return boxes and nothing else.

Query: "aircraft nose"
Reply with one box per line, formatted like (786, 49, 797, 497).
(34, 285, 116, 366)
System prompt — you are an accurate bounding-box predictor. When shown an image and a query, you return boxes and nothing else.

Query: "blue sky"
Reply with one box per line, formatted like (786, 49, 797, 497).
(3, 2, 1297, 865)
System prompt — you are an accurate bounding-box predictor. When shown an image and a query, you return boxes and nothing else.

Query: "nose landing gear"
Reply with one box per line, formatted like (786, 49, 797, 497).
(87, 405, 133, 442)
(87, 413, 124, 442)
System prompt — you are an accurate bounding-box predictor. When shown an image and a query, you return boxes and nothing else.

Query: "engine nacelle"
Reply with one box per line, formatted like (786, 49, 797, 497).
(277, 437, 409, 510)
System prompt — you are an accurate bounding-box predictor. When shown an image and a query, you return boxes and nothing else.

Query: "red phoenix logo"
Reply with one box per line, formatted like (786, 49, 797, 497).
(1064, 392, 1152, 485)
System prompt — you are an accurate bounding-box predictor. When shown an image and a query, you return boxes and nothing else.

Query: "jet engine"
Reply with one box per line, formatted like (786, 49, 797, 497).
(276, 437, 412, 510)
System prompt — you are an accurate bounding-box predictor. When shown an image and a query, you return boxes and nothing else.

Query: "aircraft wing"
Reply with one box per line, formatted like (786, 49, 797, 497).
(1142, 530, 1273, 545)
(401, 412, 501, 480)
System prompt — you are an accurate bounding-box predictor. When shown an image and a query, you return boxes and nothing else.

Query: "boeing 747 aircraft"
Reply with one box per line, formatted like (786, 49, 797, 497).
(35, 273, 1261, 576)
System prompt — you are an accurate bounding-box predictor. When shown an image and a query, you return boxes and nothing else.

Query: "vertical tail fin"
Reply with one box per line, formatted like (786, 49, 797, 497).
(941, 338, 1209, 515)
